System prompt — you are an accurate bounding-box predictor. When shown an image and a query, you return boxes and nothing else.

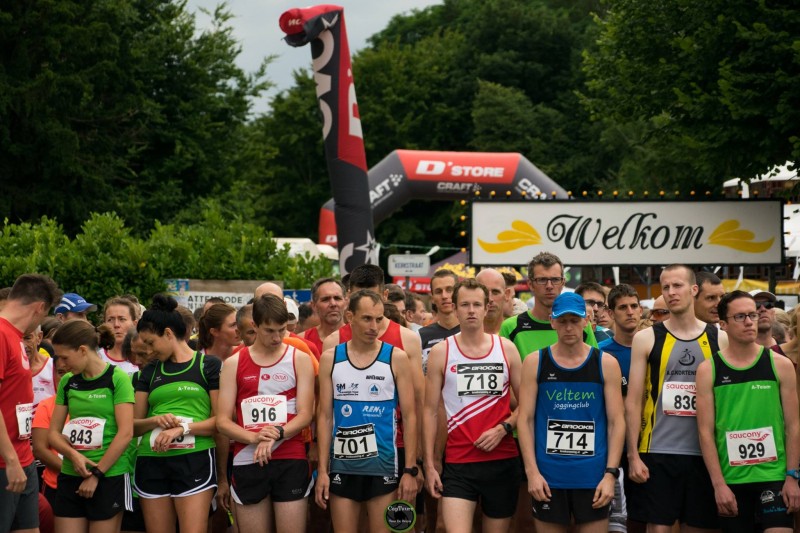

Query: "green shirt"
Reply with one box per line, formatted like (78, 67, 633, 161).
(713, 348, 786, 484)
(500, 311, 598, 360)
(56, 364, 135, 477)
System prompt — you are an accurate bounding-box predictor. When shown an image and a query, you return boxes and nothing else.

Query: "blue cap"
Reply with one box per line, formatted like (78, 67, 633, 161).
(551, 292, 587, 319)
(55, 293, 97, 315)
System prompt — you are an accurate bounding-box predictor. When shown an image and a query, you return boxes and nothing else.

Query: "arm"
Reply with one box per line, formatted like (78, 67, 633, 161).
(48, 403, 93, 478)
(0, 381, 26, 493)
(517, 351, 549, 501)
(74, 401, 134, 498)
(32, 428, 61, 472)
(400, 328, 425, 464)
(422, 342, 446, 498)
(393, 348, 418, 503)
(595, 353, 625, 508)
(696, 359, 737, 516)
(624, 328, 653, 483)
(216, 355, 261, 445)
(315, 348, 335, 510)
(776, 356, 800, 512)
(321, 331, 341, 353)
(474, 339, 521, 452)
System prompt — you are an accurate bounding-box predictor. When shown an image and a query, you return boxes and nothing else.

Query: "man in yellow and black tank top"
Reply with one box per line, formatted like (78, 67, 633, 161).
(625, 265, 728, 533)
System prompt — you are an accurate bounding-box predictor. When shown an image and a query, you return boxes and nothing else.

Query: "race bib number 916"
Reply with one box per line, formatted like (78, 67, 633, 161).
(241, 395, 288, 430)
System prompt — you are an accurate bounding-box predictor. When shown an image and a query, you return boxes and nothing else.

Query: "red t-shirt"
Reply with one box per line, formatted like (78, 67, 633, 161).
(0, 317, 35, 468)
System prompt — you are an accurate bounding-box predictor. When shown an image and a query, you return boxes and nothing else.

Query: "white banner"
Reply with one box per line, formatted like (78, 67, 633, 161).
(471, 201, 783, 266)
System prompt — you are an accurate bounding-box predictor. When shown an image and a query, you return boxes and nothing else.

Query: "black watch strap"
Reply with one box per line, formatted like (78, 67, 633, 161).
(403, 466, 419, 477)
(90, 466, 105, 479)
(604, 467, 620, 478)
(501, 422, 513, 435)
(276, 425, 285, 440)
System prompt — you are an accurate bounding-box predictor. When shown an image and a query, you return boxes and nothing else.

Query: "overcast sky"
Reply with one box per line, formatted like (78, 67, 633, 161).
(187, 1, 443, 114)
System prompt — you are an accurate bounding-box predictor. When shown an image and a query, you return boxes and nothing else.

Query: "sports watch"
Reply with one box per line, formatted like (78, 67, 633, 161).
(276, 425, 285, 440)
(604, 467, 620, 478)
(787, 469, 800, 480)
(403, 466, 419, 477)
(501, 422, 513, 435)
(179, 422, 191, 436)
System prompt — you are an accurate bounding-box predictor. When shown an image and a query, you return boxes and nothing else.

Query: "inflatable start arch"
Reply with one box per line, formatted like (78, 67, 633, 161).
(319, 150, 569, 246)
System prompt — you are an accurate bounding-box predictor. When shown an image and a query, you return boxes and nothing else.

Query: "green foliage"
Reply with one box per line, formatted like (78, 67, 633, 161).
(583, 0, 800, 190)
(0, 212, 332, 306)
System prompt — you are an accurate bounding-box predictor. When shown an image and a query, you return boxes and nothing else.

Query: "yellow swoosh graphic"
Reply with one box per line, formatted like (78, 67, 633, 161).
(478, 220, 541, 253)
(707, 220, 774, 253)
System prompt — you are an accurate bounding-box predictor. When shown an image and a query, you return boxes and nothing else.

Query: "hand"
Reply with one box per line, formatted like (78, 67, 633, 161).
(627, 455, 650, 483)
(216, 479, 231, 511)
(398, 473, 417, 503)
(528, 472, 551, 502)
(3, 460, 26, 493)
(70, 452, 97, 478)
(253, 439, 274, 466)
(592, 475, 615, 509)
(783, 478, 800, 513)
(715, 484, 738, 517)
(473, 425, 505, 453)
(153, 427, 183, 453)
(315, 472, 330, 509)
(77, 475, 99, 499)
(258, 425, 282, 441)
(154, 414, 180, 429)
(424, 465, 443, 499)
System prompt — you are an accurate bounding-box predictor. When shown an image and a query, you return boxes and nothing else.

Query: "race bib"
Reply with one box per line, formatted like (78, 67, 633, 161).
(15, 403, 33, 440)
(63, 417, 105, 450)
(333, 424, 379, 460)
(456, 363, 503, 396)
(241, 395, 288, 430)
(150, 416, 195, 450)
(726, 427, 778, 466)
(546, 419, 595, 456)
(662, 381, 697, 416)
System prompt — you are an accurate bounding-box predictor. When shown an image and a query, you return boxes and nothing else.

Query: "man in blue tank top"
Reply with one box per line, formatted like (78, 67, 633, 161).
(517, 292, 625, 532)
(316, 290, 418, 533)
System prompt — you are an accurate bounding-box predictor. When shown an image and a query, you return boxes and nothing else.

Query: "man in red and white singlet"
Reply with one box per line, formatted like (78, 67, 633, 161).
(423, 278, 523, 533)
(217, 294, 314, 533)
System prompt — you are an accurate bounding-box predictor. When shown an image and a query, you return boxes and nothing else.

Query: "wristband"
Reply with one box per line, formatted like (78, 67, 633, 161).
(276, 425, 285, 440)
(90, 466, 105, 480)
(179, 422, 190, 436)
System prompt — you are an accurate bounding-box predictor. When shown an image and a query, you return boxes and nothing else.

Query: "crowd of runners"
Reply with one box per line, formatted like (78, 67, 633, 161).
(1, 251, 799, 533)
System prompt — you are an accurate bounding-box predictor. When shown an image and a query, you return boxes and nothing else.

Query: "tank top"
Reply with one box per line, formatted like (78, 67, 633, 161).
(137, 352, 217, 457)
(338, 320, 406, 448)
(442, 334, 518, 463)
(32, 357, 55, 411)
(330, 342, 398, 477)
(534, 347, 607, 489)
(713, 348, 786, 484)
(639, 322, 719, 455)
(233, 346, 305, 465)
(303, 327, 324, 355)
(100, 348, 139, 378)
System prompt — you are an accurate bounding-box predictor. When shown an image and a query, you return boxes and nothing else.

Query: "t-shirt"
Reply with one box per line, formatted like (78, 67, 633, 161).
(500, 311, 598, 360)
(56, 364, 135, 477)
(0, 317, 34, 468)
(31, 395, 63, 489)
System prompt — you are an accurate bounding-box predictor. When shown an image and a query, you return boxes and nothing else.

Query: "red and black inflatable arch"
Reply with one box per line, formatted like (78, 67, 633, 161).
(318, 150, 569, 246)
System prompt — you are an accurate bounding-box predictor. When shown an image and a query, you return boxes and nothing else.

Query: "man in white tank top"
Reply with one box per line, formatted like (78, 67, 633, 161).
(423, 278, 523, 533)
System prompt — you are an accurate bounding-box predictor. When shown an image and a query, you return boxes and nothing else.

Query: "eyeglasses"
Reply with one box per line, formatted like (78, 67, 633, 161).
(728, 312, 759, 323)
(584, 299, 606, 309)
(755, 301, 775, 310)
(531, 277, 565, 286)
(651, 309, 670, 316)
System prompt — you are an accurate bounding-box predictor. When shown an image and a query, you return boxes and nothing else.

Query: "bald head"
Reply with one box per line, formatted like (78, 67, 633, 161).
(255, 282, 283, 300)
(476, 269, 511, 326)
(651, 295, 670, 323)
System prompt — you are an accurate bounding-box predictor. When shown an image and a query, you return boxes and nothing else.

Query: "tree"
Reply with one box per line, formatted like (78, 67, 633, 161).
(583, 0, 800, 191)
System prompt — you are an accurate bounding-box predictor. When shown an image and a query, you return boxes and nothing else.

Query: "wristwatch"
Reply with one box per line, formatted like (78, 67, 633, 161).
(403, 466, 419, 477)
(604, 467, 620, 478)
(787, 469, 800, 480)
(179, 422, 191, 436)
(90, 466, 105, 480)
(501, 422, 513, 435)
(276, 425, 285, 440)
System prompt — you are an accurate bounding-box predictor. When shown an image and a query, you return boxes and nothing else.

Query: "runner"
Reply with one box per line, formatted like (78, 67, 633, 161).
(217, 294, 314, 532)
(0, 273, 61, 533)
(198, 303, 240, 361)
(517, 292, 625, 533)
(301, 278, 347, 354)
(649, 296, 669, 324)
(235, 304, 257, 348)
(419, 269, 460, 375)
(423, 278, 522, 533)
(133, 294, 221, 533)
(475, 269, 512, 335)
(54, 293, 96, 323)
(697, 290, 800, 532)
(26, 326, 54, 414)
(694, 272, 725, 325)
(316, 290, 418, 533)
(101, 298, 140, 376)
(626, 264, 727, 532)
(48, 321, 135, 533)
(576, 282, 614, 343)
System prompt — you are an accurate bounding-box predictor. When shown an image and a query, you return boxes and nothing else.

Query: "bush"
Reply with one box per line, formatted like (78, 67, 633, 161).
(0, 210, 333, 306)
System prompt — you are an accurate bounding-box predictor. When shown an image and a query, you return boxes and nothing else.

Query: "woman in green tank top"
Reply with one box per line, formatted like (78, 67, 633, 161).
(49, 321, 135, 533)
(132, 294, 221, 533)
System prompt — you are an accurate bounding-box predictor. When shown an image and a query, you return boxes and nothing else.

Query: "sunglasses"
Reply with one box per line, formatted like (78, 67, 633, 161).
(651, 309, 670, 316)
(755, 301, 775, 310)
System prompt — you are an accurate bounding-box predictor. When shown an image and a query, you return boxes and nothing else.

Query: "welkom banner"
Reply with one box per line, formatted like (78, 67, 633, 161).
(471, 200, 784, 266)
